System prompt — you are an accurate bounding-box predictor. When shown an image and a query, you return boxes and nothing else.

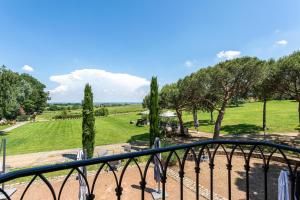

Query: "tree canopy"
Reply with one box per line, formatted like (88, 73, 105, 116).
(0, 66, 49, 119)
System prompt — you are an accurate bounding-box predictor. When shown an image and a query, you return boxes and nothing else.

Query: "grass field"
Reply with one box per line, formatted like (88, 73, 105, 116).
(0, 124, 10, 131)
(183, 100, 299, 134)
(3, 113, 148, 155)
(37, 104, 144, 120)
(1, 100, 299, 155)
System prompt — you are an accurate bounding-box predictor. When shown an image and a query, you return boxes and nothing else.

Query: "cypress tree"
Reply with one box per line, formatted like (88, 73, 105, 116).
(82, 84, 95, 158)
(149, 76, 159, 147)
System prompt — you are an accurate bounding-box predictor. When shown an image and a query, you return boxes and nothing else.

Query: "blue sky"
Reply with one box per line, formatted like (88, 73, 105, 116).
(0, 0, 299, 102)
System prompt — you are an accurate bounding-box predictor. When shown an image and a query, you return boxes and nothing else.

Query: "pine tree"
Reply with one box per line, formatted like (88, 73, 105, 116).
(82, 84, 95, 158)
(149, 76, 159, 147)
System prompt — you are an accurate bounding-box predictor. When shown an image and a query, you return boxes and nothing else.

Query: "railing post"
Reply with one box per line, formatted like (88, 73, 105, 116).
(263, 165, 269, 200)
(115, 186, 123, 200)
(209, 162, 214, 200)
(194, 166, 200, 200)
(290, 173, 296, 200)
(226, 163, 232, 200)
(161, 175, 167, 200)
(139, 180, 146, 200)
(244, 163, 250, 200)
(178, 170, 184, 200)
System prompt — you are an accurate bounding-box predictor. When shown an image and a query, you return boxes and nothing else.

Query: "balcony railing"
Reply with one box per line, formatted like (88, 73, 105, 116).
(0, 139, 299, 200)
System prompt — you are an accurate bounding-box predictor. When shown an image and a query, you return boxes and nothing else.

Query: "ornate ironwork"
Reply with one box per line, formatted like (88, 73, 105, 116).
(0, 139, 299, 200)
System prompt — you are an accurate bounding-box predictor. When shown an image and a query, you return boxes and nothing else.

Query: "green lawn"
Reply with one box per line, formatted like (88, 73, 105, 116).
(3, 113, 148, 155)
(0, 124, 10, 131)
(37, 104, 144, 120)
(2, 100, 299, 155)
(106, 104, 144, 114)
(183, 100, 299, 134)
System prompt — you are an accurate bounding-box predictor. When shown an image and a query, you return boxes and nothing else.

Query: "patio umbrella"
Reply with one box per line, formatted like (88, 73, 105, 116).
(140, 110, 149, 115)
(159, 111, 176, 118)
(278, 170, 290, 200)
(153, 137, 162, 193)
(77, 150, 88, 200)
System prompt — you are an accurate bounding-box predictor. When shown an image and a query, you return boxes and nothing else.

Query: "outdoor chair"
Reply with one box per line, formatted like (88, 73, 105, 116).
(200, 155, 209, 162)
(107, 160, 122, 172)
(97, 149, 108, 157)
(123, 144, 131, 152)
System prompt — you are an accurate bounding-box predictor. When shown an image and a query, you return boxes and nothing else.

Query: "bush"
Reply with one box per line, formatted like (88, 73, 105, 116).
(94, 107, 109, 117)
(53, 110, 82, 120)
(16, 115, 30, 122)
(53, 113, 82, 120)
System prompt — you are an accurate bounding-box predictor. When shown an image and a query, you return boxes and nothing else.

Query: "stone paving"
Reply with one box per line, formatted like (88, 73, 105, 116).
(167, 168, 227, 200)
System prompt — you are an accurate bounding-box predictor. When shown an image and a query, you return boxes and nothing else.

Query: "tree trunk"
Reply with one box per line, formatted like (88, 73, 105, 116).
(210, 110, 214, 124)
(213, 101, 227, 139)
(176, 109, 185, 136)
(192, 107, 199, 128)
(262, 97, 267, 133)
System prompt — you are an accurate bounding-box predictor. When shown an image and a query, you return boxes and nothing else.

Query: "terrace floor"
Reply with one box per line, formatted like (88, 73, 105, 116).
(7, 155, 287, 200)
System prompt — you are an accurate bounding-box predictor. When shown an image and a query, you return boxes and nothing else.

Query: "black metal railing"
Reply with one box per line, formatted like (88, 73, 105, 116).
(0, 139, 299, 200)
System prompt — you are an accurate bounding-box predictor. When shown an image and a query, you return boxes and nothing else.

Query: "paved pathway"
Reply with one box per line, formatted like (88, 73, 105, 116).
(1, 121, 29, 132)
(6, 143, 129, 169)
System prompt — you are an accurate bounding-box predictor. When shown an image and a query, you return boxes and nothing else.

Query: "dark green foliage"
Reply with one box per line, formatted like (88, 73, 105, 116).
(142, 94, 150, 109)
(47, 103, 82, 111)
(208, 57, 264, 139)
(53, 110, 82, 120)
(20, 73, 49, 114)
(0, 66, 49, 119)
(149, 77, 159, 146)
(94, 107, 109, 117)
(275, 51, 300, 124)
(16, 115, 30, 122)
(0, 66, 20, 119)
(82, 84, 96, 158)
(160, 83, 188, 135)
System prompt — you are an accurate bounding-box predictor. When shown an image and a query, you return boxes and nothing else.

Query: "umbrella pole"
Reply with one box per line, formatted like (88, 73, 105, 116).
(158, 182, 160, 193)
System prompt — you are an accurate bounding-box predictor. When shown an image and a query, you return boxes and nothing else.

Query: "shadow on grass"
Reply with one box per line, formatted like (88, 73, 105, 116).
(0, 131, 9, 136)
(127, 132, 149, 143)
(295, 126, 300, 132)
(183, 120, 212, 128)
(62, 153, 77, 160)
(221, 124, 262, 135)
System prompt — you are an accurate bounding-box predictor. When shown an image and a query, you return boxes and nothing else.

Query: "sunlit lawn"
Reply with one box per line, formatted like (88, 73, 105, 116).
(0, 124, 10, 131)
(2, 113, 148, 155)
(2, 100, 299, 155)
(183, 100, 299, 134)
(37, 104, 144, 120)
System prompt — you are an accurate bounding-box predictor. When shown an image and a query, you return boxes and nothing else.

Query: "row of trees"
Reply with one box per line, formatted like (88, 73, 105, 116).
(0, 66, 49, 119)
(144, 51, 300, 139)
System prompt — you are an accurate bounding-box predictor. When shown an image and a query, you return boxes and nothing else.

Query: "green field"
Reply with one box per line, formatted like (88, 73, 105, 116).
(37, 104, 144, 120)
(0, 124, 10, 131)
(183, 100, 299, 134)
(3, 113, 148, 155)
(1, 100, 299, 155)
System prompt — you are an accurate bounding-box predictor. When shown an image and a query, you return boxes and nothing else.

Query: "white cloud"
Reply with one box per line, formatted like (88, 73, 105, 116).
(22, 65, 34, 72)
(217, 50, 241, 60)
(184, 60, 197, 68)
(276, 39, 288, 45)
(49, 69, 150, 102)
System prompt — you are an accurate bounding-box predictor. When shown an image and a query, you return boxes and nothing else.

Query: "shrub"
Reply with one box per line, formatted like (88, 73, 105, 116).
(16, 115, 30, 122)
(52, 110, 82, 120)
(82, 84, 95, 158)
(94, 107, 109, 117)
